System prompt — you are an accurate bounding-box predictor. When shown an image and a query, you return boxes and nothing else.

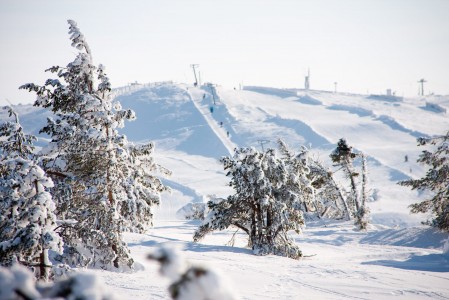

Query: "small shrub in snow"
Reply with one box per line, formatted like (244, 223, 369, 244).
(176, 196, 223, 221)
(399, 130, 449, 231)
(0, 264, 112, 300)
(148, 245, 235, 300)
(0, 264, 40, 300)
(176, 202, 207, 220)
(39, 272, 112, 300)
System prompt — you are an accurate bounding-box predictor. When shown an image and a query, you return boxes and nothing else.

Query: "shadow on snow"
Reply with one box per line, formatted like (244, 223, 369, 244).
(362, 253, 449, 273)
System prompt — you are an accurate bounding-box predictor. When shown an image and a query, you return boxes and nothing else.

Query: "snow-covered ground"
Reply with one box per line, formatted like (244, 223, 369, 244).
(96, 220, 449, 299)
(3, 82, 449, 299)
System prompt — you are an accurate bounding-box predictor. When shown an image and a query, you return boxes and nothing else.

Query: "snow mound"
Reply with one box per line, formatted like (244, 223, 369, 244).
(423, 102, 447, 113)
(176, 202, 206, 220)
(367, 94, 403, 102)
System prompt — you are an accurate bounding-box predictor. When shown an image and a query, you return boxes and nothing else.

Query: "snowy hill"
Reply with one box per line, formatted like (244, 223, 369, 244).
(112, 82, 449, 228)
(2, 82, 449, 298)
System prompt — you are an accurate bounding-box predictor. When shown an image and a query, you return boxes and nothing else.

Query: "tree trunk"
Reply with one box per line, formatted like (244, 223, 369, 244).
(106, 125, 114, 206)
(329, 175, 351, 220)
(266, 204, 274, 245)
(345, 162, 360, 212)
(112, 243, 119, 268)
(250, 202, 257, 248)
(256, 202, 264, 243)
(360, 154, 368, 209)
(266, 204, 272, 228)
(303, 201, 309, 213)
(39, 251, 48, 281)
(34, 179, 49, 281)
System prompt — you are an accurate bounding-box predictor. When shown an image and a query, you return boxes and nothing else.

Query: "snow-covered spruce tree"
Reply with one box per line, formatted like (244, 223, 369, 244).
(399, 131, 449, 231)
(123, 142, 171, 231)
(0, 107, 62, 280)
(277, 139, 348, 220)
(276, 140, 316, 214)
(330, 138, 370, 230)
(194, 147, 303, 259)
(308, 158, 352, 220)
(20, 20, 167, 269)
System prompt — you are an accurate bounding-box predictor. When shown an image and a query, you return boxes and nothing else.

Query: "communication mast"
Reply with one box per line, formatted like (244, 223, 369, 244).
(304, 69, 310, 90)
(418, 78, 426, 96)
(191, 64, 199, 86)
(334, 82, 338, 93)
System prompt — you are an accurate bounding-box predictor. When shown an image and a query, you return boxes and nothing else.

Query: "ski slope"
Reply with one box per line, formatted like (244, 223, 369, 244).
(113, 82, 449, 227)
(3, 82, 449, 299)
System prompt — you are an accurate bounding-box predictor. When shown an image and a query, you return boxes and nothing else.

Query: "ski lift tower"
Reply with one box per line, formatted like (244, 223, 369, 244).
(418, 78, 426, 96)
(257, 140, 270, 152)
(191, 64, 199, 87)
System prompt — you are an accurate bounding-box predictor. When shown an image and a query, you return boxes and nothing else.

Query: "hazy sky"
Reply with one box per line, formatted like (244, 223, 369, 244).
(1, 0, 448, 105)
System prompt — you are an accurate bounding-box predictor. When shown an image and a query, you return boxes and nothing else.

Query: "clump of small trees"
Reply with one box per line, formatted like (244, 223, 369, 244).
(330, 138, 370, 230)
(193, 138, 371, 258)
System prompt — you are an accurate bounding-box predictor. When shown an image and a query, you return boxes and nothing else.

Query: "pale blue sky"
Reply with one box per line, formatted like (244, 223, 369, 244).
(1, 0, 448, 105)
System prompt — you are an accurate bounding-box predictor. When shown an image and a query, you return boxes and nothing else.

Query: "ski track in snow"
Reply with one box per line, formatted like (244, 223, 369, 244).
(288, 278, 370, 300)
(184, 86, 237, 155)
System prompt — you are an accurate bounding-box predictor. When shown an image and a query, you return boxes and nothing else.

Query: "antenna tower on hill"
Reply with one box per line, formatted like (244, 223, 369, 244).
(304, 69, 310, 90)
(418, 78, 426, 96)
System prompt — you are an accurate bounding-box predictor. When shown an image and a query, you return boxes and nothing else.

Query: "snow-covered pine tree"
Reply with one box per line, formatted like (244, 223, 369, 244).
(277, 139, 348, 220)
(20, 20, 168, 269)
(194, 147, 303, 259)
(308, 159, 352, 220)
(359, 153, 369, 227)
(330, 138, 370, 230)
(0, 107, 62, 280)
(276, 140, 316, 213)
(399, 131, 449, 231)
(122, 142, 171, 231)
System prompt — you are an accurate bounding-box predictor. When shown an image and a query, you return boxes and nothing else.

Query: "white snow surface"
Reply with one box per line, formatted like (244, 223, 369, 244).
(98, 220, 449, 299)
(3, 82, 449, 299)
